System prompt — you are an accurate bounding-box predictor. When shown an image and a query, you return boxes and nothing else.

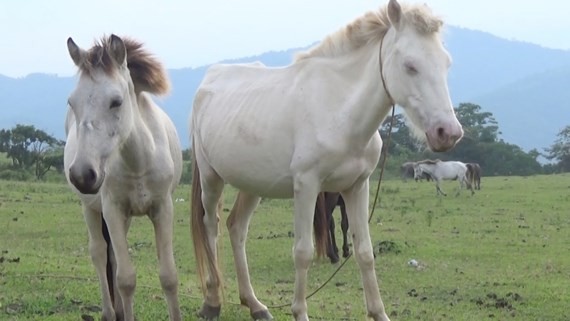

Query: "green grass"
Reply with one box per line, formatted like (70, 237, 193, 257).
(1, 174, 569, 320)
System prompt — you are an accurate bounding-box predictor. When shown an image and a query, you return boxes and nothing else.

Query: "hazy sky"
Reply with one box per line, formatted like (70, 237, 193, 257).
(1, 0, 569, 78)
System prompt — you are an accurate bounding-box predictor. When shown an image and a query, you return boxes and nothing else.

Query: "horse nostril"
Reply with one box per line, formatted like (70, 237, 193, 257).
(85, 168, 97, 186)
(437, 127, 446, 139)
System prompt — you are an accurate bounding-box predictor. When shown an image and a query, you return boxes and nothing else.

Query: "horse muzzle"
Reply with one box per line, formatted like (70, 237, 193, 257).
(68, 162, 105, 195)
(425, 122, 463, 152)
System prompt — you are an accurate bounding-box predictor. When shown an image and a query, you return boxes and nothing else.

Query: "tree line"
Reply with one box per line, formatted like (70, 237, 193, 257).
(379, 103, 568, 176)
(1, 103, 569, 182)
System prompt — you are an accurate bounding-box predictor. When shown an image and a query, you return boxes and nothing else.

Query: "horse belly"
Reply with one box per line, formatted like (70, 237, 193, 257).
(207, 142, 295, 198)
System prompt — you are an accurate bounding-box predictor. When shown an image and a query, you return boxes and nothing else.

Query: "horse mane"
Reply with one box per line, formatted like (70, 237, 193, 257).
(76, 35, 170, 96)
(294, 3, 443, 62)
(417, 159, 441, 165)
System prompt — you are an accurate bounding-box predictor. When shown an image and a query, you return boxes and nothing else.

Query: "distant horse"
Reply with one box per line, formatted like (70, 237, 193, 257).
(414, 160, 473, 196)
(314, 192, 349, 264)
(466, 163, 482, 190)
(401, 162, 415, 181)
(401, 161, 431, 182)
(189, 1, 462, 320)
(64, 35, 182, 321)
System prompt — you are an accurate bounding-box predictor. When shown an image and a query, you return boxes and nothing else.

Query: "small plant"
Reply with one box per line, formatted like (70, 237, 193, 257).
(425, 210, 434, 227)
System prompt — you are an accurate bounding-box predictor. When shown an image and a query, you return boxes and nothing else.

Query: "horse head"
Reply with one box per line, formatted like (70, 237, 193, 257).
(413, 163, 424, 180)
(66, 35, 137, 194)
(381, 0, 463, 152)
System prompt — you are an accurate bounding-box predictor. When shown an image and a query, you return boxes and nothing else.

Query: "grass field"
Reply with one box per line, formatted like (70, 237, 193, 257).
(1, 174, 569, 321)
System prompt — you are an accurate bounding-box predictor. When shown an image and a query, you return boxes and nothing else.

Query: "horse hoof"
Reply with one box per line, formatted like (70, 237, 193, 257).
(329, 255, 340, 264)
(342, 250, 350, 258)
(198, 304, 221, 320)
(252, 309, 274, 320)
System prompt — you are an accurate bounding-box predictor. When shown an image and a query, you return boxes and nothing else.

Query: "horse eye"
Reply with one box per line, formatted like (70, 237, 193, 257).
(404, 62, 418, 75)
(110, 98, 123, 109)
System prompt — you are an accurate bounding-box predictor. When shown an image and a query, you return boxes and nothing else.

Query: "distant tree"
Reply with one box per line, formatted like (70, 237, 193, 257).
(181, 148, 191, 161)
(380, 103, 543, 176)
(0, 124, 64, 179)
(544, 126, 570, 172)
(454, 102, 500, 143)
(379, 113, 424, 156)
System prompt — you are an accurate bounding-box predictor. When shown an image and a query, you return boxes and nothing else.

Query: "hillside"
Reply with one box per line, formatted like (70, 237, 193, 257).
(1, 26, 569, 151)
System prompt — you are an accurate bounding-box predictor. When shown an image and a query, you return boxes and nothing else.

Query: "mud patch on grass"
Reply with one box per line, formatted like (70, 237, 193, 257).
(473, 292, 522, 316)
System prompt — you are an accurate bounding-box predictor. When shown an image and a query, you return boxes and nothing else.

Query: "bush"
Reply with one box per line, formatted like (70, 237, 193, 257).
(0, 168, 34, 181)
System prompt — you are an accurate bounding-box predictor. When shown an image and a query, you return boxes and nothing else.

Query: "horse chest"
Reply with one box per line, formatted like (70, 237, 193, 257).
(128, 182, 153, 215)
(105, 176, 166, 216)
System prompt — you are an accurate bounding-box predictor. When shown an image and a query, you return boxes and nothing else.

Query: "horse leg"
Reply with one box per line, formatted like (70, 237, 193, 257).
(83, 206, 116, 321)
(327, 213, 340, 263)
(102, 207, 136, 321)
(342, 180, 390, 321)
(149, 200, 181, 321)
(466, 175, 475, 196)
(323, 193, 340, 264)
(226, 191, 273, 320)
(435, 180, 446, 196)
(455, 178, 462, 197)
(199, 177, 225, 319)
(327, 208, 340, 264)
(290, 175, 320, 321)
(339, 199, 350, 258)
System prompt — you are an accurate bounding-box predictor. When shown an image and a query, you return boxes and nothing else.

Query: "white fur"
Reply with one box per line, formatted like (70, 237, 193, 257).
(190, 1, 462, 320)
(64, 38, 182, 321)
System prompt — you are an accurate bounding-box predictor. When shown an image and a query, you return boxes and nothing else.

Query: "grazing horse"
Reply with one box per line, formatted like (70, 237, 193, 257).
(313, 192, 349, 264)
(401, 162, 416, 181)
(189, 1, 463, 320)
(401, 161, 431, 182)
(466, 162, 482, 190)
(64, 35, 182, 321)
(414, 160, 473, 196)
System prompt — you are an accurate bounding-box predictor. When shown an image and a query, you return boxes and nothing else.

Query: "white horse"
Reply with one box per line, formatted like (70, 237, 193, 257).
(413, 160, 473, 196)
(64, 35, 182, 321)
(189, 1, 463, 320)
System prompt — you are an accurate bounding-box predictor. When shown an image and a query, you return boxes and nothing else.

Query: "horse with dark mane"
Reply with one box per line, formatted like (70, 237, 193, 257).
(414, 159, 473, 196)
(401, 161, 432, 182)
(466, 163, 482, 190)
(314, 192, 349, 264)
(64, 35, 182, 321)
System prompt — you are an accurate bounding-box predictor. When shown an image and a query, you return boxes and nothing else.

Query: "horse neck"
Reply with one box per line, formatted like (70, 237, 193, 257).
(324, 42, 394, 145)
(421, 164, 436, 175)
(118, 92, 156, 173)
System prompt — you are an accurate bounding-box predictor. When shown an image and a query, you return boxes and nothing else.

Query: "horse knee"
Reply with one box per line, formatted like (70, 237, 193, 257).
(159, 271, 178, 294)
(354, 247, 375, 269)
(293, 244, 313, 269)
(117, 270, 136, 296)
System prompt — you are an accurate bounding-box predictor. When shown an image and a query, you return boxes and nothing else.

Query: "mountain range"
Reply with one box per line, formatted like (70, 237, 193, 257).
(1, 26, 569, 152)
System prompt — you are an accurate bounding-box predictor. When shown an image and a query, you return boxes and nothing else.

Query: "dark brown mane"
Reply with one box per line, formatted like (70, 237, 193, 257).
(77, 36, 169, 95)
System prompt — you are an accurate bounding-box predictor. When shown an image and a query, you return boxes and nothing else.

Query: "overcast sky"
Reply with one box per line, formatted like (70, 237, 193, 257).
(1, 0, 569, 78)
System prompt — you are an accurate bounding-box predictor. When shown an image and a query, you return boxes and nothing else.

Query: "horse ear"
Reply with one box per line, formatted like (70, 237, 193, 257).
(387, 0, 402, 31)
(67, 37, 86, 66)
(109, 34, 127, 67)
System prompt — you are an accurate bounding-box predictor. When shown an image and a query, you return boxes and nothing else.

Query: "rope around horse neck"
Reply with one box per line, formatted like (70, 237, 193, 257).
(268, 35, 396, 309)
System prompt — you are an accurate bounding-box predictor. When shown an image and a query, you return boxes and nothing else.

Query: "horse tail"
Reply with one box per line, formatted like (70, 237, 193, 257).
(312, 192, 328, 258)
(190, 144, 222, 295)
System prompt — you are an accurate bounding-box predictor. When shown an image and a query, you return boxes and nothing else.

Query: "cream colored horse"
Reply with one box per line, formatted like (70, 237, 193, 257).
(64, 35, 182, 321)
(190, 1, 463, 320)
(413, 160, 474, 196)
